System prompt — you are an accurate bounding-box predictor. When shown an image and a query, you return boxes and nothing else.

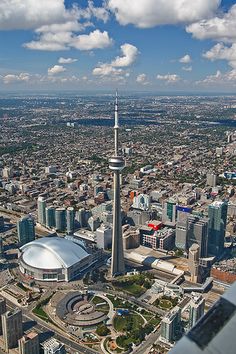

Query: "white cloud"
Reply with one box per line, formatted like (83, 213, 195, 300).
(71, 30, 113, 50)
(48, 65, 66, 75)
(156, 73, 181, 83)
(35, 21, 90, 34)
(111, 44, 138, 67)
(2, 73, 31, 84)
(0, 0, 110, 31)
(186, 4, 236, 43)
(136, 73, 149, 85)
(0, 0, 73, 30)
(107, 0, 220, 28)
(179, 54, 192, 63)
(93, 64, 124, 76)
(182, 66, 192, 71)
(203, 43, 236, 69)
(87, 1, 109, 23)
(92, 43, 138, 80)
(196, 69, 236, 86)
(58, 57, 78, 64)
(0, 0, 112, 52)
(24, 29, 113, 51)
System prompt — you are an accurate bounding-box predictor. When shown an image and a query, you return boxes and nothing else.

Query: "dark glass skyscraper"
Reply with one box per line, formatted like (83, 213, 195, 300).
(17, 216, 35, 246)
(208, 201, 228, 256)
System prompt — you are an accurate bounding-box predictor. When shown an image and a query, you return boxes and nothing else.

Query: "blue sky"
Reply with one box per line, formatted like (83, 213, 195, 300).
(0, 0, 236, 92)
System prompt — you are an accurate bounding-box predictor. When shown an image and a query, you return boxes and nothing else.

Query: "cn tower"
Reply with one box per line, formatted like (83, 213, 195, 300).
(109, 91, 125, 277)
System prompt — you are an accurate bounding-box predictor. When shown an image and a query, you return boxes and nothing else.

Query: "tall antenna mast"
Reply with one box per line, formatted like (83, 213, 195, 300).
(114, 90, 119, 156)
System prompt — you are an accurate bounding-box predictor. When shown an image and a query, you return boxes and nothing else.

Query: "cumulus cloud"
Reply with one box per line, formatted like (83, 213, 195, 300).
(203, 43, 236, 69)
(186, 4, 236, 43)
(156, 73, 181, 83)
(107, 0, 220, 28)
(24, 29, 113, 51)
(48, 65, 66, 75)
(111, 44, 138, 67)
(86, 0, 109, 23)
(93, 43, 138, 79)
(136, 73, 149, 85)
(179, 54, 192, 63)
(196, 69, 236, 86)
(71, 30, 112, 50)
(2, 73, 31, 84)
(0, 0, 110, 31)
(93, 64, 124, 76)
(0, 0, 70, 30)
(0, 1, 112, 53)
(58, 57, 78, 64)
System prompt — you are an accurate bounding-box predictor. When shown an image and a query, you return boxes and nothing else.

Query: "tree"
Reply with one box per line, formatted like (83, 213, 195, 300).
(96, 324, 110, 336)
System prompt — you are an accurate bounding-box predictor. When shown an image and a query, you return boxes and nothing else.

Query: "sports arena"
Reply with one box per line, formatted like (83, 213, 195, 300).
(18, 236, 92, 282)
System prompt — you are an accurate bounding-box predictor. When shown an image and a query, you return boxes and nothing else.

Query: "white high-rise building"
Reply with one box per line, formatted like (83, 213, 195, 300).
(37, 196, 46, 225)
(160, 307, 181, 343)
(189, 293, 205, 328)
(96, 225, 112, 249)
(132, 194, 150, 211)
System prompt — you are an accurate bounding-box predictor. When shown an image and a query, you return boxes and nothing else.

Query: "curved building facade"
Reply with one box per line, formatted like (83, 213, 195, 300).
(19, 237, 91, 282)
(55, 208, 66, 232)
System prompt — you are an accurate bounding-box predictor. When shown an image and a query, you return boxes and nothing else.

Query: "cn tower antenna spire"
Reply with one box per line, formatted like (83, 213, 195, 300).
(114, 89, 119, 156)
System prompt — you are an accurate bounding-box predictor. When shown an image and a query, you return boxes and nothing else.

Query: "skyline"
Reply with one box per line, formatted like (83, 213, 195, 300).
(0, 0, 236, 92)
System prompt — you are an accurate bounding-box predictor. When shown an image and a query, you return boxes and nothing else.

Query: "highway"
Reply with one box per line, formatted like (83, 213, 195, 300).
(133, 329, 161, 354)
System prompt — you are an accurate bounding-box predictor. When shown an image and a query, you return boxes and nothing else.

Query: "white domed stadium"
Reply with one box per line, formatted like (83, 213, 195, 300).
(19, 237, 92, 282)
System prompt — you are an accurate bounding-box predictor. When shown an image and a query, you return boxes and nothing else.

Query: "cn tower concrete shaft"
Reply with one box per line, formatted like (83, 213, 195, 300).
(111, 170, 125, 276)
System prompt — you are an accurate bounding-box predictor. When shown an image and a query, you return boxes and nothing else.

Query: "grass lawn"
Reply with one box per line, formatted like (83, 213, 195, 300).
(158, 299, 173, 310)
(33, 306, 49, 321)
(140, 310, 154, 321)
(91, 296, 106, 305)
(115, 283, 145, 297)
(106, 295, 131, 309)
(114, 313, 144, 332)
(116, 335, 134, 349)
(149, 316, 161, 327)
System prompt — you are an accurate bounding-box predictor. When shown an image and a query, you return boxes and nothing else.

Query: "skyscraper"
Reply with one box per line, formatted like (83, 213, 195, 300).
(2, 308, 23, 352)
(187, 215, 208, 257)
(55, 208, 66, 232)
(189, 293, 205, 329)
(66, 207, 75, 234)
(175, 211, 188, 250)
(162, 199, 177, 227)
(17, 215, 35, 246)
(0, 297, 6, 335)
(188, 243, 200, 283)
(18, 332, 40, 354)
(37, 196, 46, 225)
(96, 225, 112, 250)
(0, 216, 4, 232)
(45, 206, 56, 229)
(109, 92, 125, 277)
(0, 236, 3, 256)
(160, 306, 181, 343)
(208, 201, 228, 256)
